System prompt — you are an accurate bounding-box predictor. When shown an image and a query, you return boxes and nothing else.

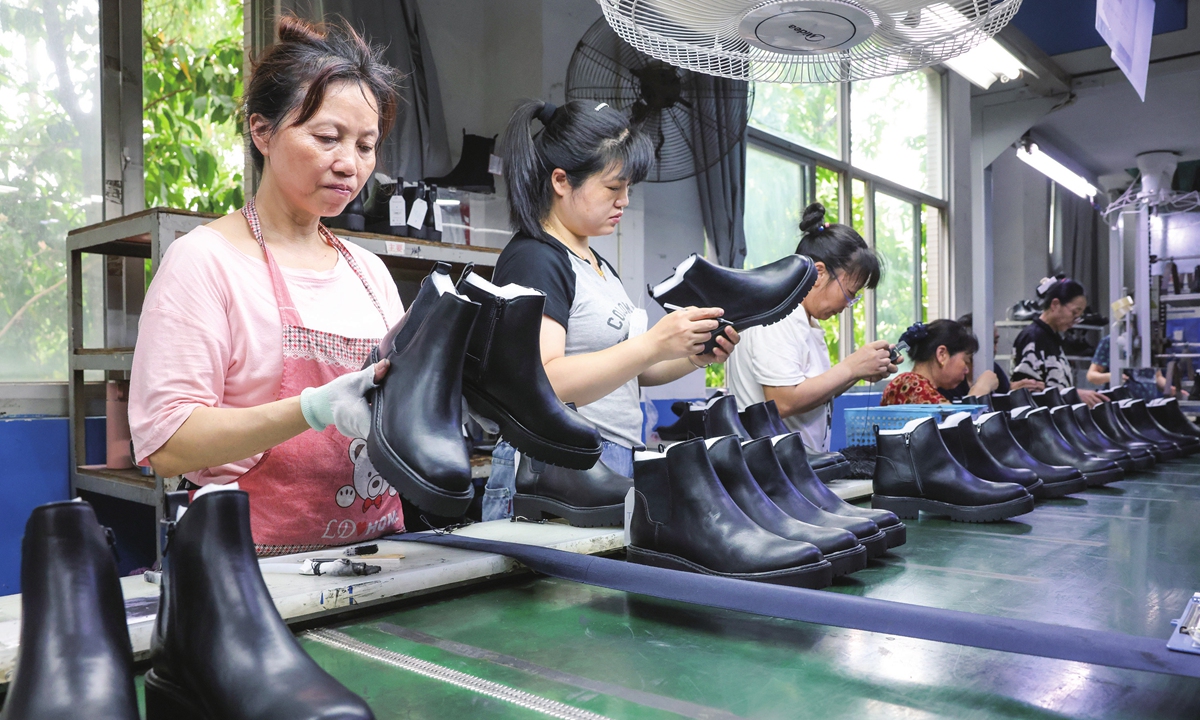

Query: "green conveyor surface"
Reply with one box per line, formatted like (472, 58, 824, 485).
(150, 458, 1200, 718)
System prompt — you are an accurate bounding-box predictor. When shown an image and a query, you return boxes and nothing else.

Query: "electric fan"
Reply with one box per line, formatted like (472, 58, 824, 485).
(596, 0, 1024, 83)
(566, 17, 754, 183)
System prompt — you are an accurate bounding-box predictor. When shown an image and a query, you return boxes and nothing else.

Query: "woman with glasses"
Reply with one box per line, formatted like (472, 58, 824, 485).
(1012, 275, 1107, 407)
(727, 202, 894, 453)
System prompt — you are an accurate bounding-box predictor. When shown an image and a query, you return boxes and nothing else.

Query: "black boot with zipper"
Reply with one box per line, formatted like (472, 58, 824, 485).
(0, 501, 139, 720)
(973, 411, 1087, 498)
(628, 438, 833, 589)
(1048, 405, 1139, 472)
(513, 454, 632, 527)
(735, 399, 851, 480)
(368, 263, 479, 517)
(457, 269, 602, 470)
(144, 490, 374, 720)
(873, 417, 1033, 522)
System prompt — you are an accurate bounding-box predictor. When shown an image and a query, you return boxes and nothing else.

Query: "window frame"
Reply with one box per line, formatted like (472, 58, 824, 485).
(745, 71, 949, 362)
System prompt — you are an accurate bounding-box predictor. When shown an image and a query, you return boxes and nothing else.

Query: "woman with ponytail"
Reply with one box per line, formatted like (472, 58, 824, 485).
(483, 99, 740, 520)
(727, 202, 895, 452)
(880, 320, 992, 405)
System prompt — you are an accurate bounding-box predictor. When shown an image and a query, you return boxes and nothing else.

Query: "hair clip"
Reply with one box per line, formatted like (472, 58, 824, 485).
(594, 102, 609, 112)
(817, 223, 826, 233)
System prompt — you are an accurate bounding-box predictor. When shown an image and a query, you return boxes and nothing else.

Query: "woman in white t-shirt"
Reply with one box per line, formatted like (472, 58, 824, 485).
(727, 202, 896, 451)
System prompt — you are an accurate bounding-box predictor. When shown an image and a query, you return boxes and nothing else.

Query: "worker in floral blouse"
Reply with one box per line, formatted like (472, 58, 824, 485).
(881, 320, 995, 405)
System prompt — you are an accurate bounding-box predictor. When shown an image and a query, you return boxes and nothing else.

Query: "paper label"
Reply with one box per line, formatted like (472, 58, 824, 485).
(623, 487, 635, 547)
(384, 241, 406, 256)
(388, 195, 406, 226)
(407, 197, 428, 229)
(488, 154, 503, 175)
(433, 203, 444, 232)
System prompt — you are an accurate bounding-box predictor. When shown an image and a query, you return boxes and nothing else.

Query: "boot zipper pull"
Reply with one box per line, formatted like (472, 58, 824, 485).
(103, 525, 121, 564)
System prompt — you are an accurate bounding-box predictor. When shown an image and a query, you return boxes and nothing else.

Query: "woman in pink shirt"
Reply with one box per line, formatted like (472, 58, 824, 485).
(129, 18, 407, 555)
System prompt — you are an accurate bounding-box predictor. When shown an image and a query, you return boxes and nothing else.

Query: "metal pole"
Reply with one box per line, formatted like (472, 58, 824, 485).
(973, 166, 995, 377)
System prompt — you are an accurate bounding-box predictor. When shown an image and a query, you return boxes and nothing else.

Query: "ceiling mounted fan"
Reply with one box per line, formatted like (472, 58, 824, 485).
(596, 0, 1024, 83)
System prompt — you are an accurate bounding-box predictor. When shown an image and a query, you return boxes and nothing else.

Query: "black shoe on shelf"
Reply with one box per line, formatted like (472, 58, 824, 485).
(145, 490, 374, 720)
(513, 455, 632, 527)
(873, 417, 1034, 522)
(1008, 299, 1040, 322)
(1008, 407, 1124, 486)
(974, 411, 1087, 498)
(0, 502, 139, 720)
(368, 263, 478, 517)
(457, 269, 603, 470)
(939, 413, 1043, 497)
(649, 253, 818, 330)
(425, 130, 497, 194)
(628, 438, 833, 589)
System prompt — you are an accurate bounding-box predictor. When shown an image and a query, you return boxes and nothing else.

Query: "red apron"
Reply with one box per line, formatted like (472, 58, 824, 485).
(234, 198, 405, 556)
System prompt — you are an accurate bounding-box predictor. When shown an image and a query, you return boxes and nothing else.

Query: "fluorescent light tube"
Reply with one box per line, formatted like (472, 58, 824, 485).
(1016, 142, 1098, 199)
(943, 38, 1031, 90)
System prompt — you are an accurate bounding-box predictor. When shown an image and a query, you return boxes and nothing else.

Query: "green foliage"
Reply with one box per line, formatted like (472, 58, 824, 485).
(706, 362, 725, 390)
(750, 82, 840, 159)
(0, 0, 101, 381)
(142, 0, 244, 213)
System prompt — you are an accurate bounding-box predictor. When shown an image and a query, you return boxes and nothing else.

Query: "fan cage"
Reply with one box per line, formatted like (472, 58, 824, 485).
(598, 0, 1023, 83)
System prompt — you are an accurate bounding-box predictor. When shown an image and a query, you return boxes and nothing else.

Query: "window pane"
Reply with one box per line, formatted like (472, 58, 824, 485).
(750, 82, 841, 160)
(851, 179, 867, 352)
(744, 145, 804, 270)
(815, 166, 840, 224)
(875, 193, 917, 350)
(0, 0, 102, 381)
(850, 69, 943, 197)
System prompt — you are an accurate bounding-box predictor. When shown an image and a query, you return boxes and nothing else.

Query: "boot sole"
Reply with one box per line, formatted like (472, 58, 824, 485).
(367, 402, 474, 518)
(1035, 476, 1088, 499)
(145, 669, 208, 720)
(1082, 466, 1124, 487)
(824, 545, 867, 576)
(462, 385, 601, 471)
(626, 545, 833, 589)
(729, 262, 819, 330)
(859, 530, 888, 560)
(871, 494, 1035, 523)
(513, 494, 623, 528)
(882, 522, 907, 549)
(813, 460, 851, 482)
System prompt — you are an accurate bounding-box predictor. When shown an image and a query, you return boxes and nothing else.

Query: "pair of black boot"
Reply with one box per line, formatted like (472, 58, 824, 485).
(367, 263, 601, 517)
(654, 395, 851, 481)
(874, 417, 1036, 522)
(3, 494, 370, 720)
(628, 433, 905, 589)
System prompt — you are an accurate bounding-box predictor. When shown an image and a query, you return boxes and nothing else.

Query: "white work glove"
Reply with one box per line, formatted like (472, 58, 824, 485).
(299, 360, 389, 439)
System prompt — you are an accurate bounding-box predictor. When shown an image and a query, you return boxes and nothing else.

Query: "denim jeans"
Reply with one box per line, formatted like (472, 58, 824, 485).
(482, 439, 635, 521)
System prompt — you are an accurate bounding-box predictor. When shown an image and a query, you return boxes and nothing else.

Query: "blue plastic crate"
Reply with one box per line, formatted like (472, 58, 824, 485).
(843, 404, 989, 447)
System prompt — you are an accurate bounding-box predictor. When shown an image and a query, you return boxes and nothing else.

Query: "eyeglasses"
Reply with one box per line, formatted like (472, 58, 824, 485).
(833, 273, 862, 307)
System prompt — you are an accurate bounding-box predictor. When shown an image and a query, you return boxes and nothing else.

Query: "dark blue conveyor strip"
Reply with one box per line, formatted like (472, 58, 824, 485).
(405, 533, 1200, 679)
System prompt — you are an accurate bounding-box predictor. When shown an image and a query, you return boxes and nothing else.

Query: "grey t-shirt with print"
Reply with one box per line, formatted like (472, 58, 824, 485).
(493, 234, 643, 447)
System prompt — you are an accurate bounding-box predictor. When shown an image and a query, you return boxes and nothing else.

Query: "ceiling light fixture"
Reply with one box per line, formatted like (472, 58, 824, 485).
(1016, 140, 1098, 199)
(943, 38, 1031, 90)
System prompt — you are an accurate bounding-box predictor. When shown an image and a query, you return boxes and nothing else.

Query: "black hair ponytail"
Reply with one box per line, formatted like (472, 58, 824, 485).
(795, 202, 882, 290)
(500, 99, 654, 238)
(901, 320, 979, 363)
(1036, 274, 1086, 311)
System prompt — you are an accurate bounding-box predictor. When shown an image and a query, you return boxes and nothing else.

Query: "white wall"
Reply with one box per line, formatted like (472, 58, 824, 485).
(990, 150, 1050, 316)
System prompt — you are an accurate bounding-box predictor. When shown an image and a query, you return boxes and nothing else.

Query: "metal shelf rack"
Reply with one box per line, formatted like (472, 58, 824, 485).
(66, 207, 502, 557)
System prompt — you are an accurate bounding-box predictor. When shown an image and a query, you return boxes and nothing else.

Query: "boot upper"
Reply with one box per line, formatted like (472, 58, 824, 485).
(651, 254, 815, 327)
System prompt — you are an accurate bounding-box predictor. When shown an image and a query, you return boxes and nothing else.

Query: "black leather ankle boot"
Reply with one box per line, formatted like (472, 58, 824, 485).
(628, 438, 833, 588)
(772, 434, 906, 548)
(456, 270, 602, 470)
(654, 400, 705, 441)
(1073, 403, 1156, 466)
(990, 388, 1036, 412)
(1031, 388, 1066, 408)
(738, 437, 886, 562)
(962, 394, 994, 410)
(145, 491, 373, 720)
(705, 436, 866, 575)
(1060, 387, 1083, 405)
(1119, 399, 1200, 454)
(1009, 407, 1124, 486)
(1101, 385, 1132, 401)
(703, 394, 752, 439)
(1093, 400, 1177, 459)
(1048, 405, 1138, 472)
(424, 130, 497, 193)
(0, 502, 138, 720)
(974, 411, 1087, 498)
(649, 253, 817, 329)
(368, 265, 479, 517)
(737, 400, 850, 479)
(513, 454, 632, 527)
(873, 417, 1033, 522)
(1149, 398, 1200, 438)
(938, 413, 1043, 496)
